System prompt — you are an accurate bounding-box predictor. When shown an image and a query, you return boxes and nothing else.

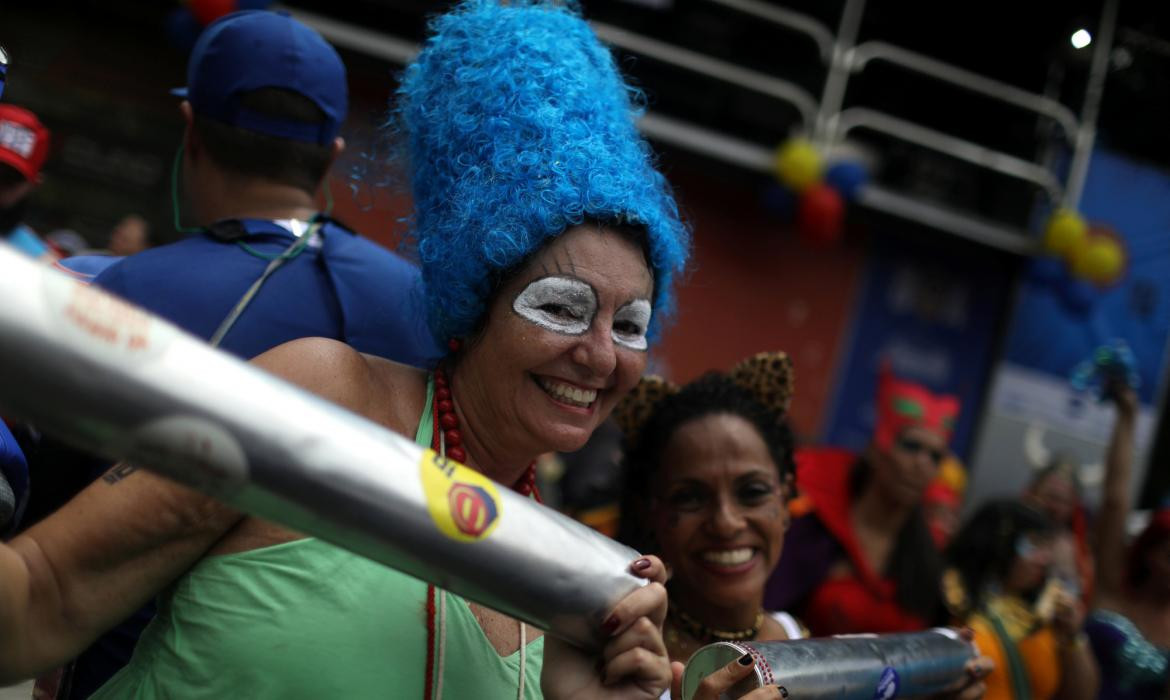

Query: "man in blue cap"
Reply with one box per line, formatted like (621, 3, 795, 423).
(36, 11, 438, 697)
(91, 10, 437, 364)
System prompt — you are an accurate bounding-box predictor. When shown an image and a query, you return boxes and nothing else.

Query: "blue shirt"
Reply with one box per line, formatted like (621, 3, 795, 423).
(94, 218, 438, 364)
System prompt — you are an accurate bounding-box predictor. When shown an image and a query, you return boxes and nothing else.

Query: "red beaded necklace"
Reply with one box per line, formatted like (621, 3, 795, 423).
(424, 351, 540, 700)
(428, 364, 538, 497)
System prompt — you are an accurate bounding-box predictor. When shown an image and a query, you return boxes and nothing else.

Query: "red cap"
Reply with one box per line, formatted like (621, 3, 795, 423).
(0, 104, 50, 182)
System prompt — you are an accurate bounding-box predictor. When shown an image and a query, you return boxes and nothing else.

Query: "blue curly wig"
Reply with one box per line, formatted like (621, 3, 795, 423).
(398, 0, 690, 346)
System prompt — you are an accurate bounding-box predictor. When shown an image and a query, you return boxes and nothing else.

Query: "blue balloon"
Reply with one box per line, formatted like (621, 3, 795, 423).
(825, 160, 869, 202)
(760, 182, 797, 221)
(165, 7, 203, 55)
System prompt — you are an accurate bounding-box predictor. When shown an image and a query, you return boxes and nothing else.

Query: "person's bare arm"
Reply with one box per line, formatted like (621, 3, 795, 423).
(1092, 384, 1138, 603)
(0, 466, 241, 682)
(0, 337, 398, 682)
(1054, 637, 1100, 700)
(1053, 586, 1100, 700)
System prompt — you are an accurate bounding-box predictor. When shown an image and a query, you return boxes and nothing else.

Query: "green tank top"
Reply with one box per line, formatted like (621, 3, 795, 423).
(93, 377, 544, 699)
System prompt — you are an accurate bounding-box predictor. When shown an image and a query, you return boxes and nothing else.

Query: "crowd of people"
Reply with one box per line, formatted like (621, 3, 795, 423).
(0, 2, 1166, 699)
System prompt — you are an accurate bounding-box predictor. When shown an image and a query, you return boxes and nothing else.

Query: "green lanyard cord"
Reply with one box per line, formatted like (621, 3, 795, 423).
(208, 218, 323, 348)
(170, 138, 336, 348)
(170, 144, 204, 236)
(985, 610, 1034, 700)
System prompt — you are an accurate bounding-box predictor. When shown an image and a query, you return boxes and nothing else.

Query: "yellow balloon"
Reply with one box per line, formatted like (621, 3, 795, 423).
(1073, 235, 1125, 284)
(1043, 209, 1087, 258)
(773, 138, 823, 192)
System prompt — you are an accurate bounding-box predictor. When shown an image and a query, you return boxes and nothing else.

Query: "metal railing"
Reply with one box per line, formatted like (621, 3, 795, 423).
(283, 0, 1118, 253)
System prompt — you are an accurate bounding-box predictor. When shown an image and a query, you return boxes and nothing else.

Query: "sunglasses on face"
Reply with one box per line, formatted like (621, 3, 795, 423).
(895, 436, 946, 466)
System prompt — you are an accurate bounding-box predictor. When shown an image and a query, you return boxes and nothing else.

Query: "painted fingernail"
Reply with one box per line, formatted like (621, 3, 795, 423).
(738, 653, 754, 666)
(632, 558, 652, 571)
(602, 614, 620, 637)
(778, 687, 789, 699)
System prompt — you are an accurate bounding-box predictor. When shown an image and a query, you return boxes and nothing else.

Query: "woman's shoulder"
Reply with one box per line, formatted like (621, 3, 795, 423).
(252, 337, 428, 431)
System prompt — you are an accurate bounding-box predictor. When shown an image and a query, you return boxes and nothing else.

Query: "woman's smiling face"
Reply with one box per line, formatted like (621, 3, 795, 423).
(458, 224, 654, 455)
(651, 413, 787, 612)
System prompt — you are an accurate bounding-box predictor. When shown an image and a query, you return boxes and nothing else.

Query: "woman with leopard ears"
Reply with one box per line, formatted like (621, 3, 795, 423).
(615, 353, 803, 697)
(615, 357, 991, 700)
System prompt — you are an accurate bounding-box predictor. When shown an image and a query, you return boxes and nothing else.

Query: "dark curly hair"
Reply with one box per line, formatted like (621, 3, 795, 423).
(616, 372, 795, 552)
(946, 499, 1053, 613)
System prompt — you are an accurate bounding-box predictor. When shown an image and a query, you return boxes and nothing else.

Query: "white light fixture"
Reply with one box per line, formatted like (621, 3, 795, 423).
(1071, 29, 1092, 49)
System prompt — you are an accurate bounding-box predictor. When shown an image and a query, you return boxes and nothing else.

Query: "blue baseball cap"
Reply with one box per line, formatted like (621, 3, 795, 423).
(174, 11, 347, 145)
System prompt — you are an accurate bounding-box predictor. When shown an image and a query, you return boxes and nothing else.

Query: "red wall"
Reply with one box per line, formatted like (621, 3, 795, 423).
(655, 171, 865, 437)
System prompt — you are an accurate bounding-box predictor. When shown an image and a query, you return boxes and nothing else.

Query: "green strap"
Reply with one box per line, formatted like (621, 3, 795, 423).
(986, 612, 1033, 700)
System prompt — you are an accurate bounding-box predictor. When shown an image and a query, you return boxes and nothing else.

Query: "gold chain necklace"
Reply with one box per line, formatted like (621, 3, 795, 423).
(671, 604, 764, 644)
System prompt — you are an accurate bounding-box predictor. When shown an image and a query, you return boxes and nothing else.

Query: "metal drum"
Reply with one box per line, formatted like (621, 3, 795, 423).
(681, 629, 974, 699)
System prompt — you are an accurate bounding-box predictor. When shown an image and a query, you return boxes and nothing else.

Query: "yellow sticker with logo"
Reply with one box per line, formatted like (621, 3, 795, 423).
(420, 448, 503, 542)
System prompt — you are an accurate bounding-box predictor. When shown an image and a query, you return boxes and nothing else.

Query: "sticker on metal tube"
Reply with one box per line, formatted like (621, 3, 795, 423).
(43, 273, 174, 363)
(420, 448, 502, 542)
(875, 666, 899, 700)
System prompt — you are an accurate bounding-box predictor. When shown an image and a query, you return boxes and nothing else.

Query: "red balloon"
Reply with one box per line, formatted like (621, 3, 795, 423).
(190, 0, 237, 26)
(797, 183, 844, 245)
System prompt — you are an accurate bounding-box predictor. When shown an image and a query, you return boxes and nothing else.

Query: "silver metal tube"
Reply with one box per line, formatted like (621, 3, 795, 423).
(813, 0, 867, 145)
(846, 41, 1080, 143)
(701, 0, 834, 61)
(591, 22, 819, 130)
(831, 107, 1064, 203)
(0, 245, 643, 650)
(1064, 0, 1119, 210)
(280, 5, 420, 66)
(857, 185, 1037, 256)
(638, 112, 774, 173)
(681, 630, 974, 700)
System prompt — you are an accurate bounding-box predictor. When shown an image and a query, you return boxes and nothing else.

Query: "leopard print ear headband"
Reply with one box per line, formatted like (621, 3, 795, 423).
(612, 351, 794, 445)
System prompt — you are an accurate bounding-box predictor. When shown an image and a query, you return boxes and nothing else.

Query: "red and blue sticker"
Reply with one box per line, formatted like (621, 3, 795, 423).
(421, 449, 502, 542)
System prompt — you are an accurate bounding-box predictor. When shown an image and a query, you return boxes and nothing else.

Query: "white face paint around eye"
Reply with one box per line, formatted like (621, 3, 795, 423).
(612, 299, 652, 351)
(512, 276, 598, 336)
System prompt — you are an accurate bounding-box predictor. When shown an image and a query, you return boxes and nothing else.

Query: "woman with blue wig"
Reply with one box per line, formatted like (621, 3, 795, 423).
(0, 1, 689, 697)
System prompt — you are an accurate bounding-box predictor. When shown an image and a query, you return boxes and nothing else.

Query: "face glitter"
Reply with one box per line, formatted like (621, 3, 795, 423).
(512, 276, 597, 336)
(612, 299, 651, 351)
